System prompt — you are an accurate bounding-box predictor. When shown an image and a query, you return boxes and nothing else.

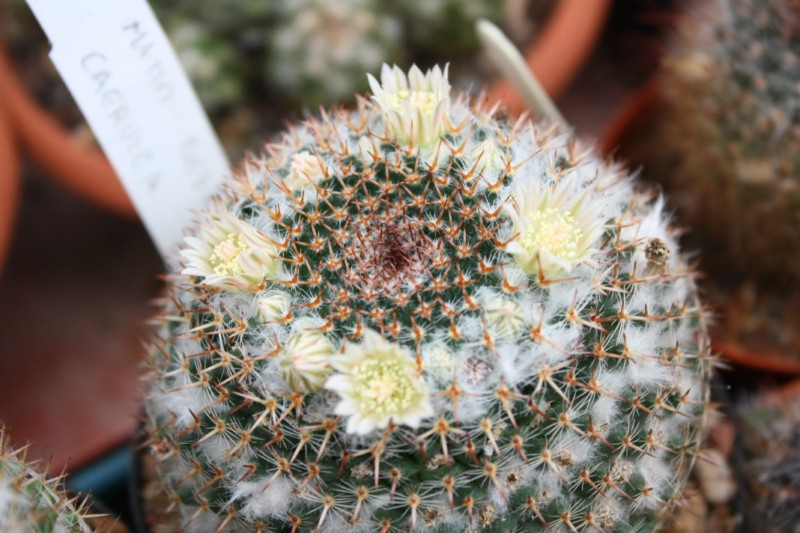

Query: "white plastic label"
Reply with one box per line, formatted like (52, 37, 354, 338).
(26, 0, 231, 256)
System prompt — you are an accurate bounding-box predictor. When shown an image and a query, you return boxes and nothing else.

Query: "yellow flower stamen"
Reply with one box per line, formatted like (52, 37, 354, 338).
(387, 89, 438, 114)
(353, 359, 416, 416)
(210, 233, 249, 276)
(521, 208, 583, 262)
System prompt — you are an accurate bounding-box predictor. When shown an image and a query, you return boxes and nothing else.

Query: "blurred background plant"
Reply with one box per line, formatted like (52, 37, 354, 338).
(2, 0, 557, 158)
(736, 381, 800, 533)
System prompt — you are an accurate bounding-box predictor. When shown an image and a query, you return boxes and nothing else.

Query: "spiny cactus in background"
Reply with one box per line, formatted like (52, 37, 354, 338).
(660, 0, 800, 283)
(267, 0, 402, 105)
(0, 429, 96, 532)
(738, 385, 800, 533)
(143, 64, 712, 532)
(151, 0, 521, 111)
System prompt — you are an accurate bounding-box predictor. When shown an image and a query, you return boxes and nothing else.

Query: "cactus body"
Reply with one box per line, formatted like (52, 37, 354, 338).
(660, 0, 800, 282)
(143, 65, 712, 532)
(0, 431, 96, 532)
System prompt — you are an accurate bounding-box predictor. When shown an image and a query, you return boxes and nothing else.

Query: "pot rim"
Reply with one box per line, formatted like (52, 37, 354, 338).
(486, 0, 614, 116)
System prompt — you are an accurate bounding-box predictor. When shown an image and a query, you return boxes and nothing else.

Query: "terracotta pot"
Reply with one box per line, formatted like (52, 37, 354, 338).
(486, 0, 614, 114)
(713, 340, 800, 375)
(0, 38, 136, 218)
(600, 76, 660, 158)
(601, 79, 800, 376)
(0, 88, 20, 275)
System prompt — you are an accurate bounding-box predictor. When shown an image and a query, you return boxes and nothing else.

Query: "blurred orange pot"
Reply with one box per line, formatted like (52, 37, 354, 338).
(0, 39, 135, 218)
(487, 0, 613, 115)
(0, 92, 20, 275)
(716, 340, 800, 375)
(0, 96, 19, 274)
(600, 77, 660, 158)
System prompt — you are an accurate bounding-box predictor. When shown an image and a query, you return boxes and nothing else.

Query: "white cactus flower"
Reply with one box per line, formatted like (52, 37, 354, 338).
(326, 330, 434, 435)
(283, 150, 326, 193)
(180, 213, 281, 290)
(278, 330, 335, 393)
(257, 292, 292, 322)
(505, 179, 605, 279)
(368, 63, 451, 147)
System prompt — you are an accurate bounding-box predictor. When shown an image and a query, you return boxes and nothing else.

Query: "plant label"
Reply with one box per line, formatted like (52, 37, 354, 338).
(26, 0, 231, 256)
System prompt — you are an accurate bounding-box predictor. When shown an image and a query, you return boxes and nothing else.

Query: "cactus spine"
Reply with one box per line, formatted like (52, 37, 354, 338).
(143, 64, 712, 532)
(0, 430, 97, 532)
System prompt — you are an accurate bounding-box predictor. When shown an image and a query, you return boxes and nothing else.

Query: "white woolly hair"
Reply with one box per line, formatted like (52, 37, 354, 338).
(231, 475, 295, 520)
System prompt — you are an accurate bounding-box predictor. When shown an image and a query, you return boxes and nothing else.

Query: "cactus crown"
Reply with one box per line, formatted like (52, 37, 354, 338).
(661, 0, 800, 280)
(0, 430, 95, 532)
(144, 64, 711, 532)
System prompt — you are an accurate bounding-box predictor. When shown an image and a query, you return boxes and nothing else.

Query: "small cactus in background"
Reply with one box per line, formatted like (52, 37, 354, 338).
(0, 429, 97, 532)
(659, 0, 800, 282)
(738, 384, 800, 532)
(267, 0, 402, 105)
(150, 0, 524, 111)
(143, 64, 712, 532)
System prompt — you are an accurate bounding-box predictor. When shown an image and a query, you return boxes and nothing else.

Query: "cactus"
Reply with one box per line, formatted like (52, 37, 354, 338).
(738, 384, 800, 533)
(142, 64, 712, 532)
(659, 0, 800, 282)
(267, 0, 402, 105)
(0, 429, 97, 532)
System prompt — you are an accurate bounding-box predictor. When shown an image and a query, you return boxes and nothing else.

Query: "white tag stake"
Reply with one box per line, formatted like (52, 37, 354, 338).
(476, 19, 565, 125)
(26, 0, 231, 257)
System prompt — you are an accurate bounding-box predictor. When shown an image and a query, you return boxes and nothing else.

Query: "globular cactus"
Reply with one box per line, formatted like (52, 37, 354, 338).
(143, 64, 712, 532)
(0, 429, 97, 532)
(659, 0, 800, 282)
(738, 384, 800, 533)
